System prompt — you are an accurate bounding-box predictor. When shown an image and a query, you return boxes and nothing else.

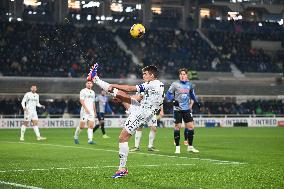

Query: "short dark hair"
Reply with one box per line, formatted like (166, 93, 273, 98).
(179, 68, 188, 74)
(142, 65, 158, 78)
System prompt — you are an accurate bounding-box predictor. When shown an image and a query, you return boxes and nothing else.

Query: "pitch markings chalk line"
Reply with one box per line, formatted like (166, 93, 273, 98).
(2, 141, 246, 165)
(0, 180, 43, 189)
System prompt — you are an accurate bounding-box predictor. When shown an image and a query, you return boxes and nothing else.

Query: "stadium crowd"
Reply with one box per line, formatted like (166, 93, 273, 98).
(2, 19, 282, 80)
(202, 18, 283, 73)
(1, 98, 283, 117)
(119, 28, 230, 79)
(0, 21, 140, 78)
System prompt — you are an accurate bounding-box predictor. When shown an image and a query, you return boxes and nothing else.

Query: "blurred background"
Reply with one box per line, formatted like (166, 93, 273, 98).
(0, 0, 283, 121)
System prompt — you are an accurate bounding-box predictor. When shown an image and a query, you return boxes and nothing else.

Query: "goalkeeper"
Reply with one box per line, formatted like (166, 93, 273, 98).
(166, 68, 200, 154)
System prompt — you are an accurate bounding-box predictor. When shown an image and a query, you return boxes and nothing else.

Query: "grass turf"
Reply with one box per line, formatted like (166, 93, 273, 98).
(0, 127, 283, 189)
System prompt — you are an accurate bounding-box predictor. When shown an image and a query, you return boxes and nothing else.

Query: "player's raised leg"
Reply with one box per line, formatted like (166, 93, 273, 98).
(87, 63, 133, 105)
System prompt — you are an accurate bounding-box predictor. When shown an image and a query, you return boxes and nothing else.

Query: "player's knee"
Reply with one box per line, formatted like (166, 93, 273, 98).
(119, 129, 131, 142)
(151, 127, 157, 132)
(118, 135, 127, 143)
(174, 125, 181, 130)
(188, 122, 195, 129)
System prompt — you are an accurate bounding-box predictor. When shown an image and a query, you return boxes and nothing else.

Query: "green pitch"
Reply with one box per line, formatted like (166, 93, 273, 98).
(0, 127, 283, 189)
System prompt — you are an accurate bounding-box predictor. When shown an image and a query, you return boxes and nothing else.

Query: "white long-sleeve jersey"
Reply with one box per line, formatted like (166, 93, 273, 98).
(21, 92, 43, 112)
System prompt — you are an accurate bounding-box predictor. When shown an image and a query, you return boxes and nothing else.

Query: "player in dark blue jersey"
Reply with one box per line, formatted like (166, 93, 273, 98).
(166, 68, 200, 154)
(93, 90, 113, 138)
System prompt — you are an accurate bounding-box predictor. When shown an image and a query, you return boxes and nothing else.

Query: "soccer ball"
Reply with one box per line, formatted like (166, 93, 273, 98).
(130, 23, 145, 38)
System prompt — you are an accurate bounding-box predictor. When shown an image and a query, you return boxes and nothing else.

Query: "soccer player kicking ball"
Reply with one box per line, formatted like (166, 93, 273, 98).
(20, 85, 46, 141)
(87, 64, 164, 178)
(74, 81, 97, 145)
(166, 68, 200, 154)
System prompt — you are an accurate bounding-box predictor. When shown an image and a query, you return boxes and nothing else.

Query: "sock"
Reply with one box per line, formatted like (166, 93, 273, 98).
(174, 130, 180, 146)
(33, 126, 40, 138)
(188, 129, 195, 146)
(119, 142, 129, 170)
(184, 128, 189, 141)
(88, 128, 93, 142)
(74, 127, 82, 139)
(20, 125, 26, 138)
(101, 122, 106, 135)
(134, 130, 142, 148)
(93, 76, 110, 92)
(93, 124, 100, 133)
(148, 130, 156, 148)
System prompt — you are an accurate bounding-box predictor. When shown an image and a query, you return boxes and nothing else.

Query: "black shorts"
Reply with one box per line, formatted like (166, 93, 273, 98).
(174, 110, 193, 124)
(97, 112, 105, 121)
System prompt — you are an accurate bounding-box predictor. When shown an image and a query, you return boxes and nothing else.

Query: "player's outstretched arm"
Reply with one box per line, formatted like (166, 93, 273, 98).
(109, 84, 137, 93)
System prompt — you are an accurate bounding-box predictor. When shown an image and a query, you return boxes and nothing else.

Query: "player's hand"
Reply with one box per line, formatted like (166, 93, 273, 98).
(112, 97, 121, 104)
(108, 85, 114, 93)
(85, 109, 90, 114)
(41, 105, 46, 109)
(173, 100, 179, 106)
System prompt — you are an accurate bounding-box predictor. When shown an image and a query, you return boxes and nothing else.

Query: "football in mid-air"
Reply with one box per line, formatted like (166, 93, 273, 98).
(130, 23, 145, 38)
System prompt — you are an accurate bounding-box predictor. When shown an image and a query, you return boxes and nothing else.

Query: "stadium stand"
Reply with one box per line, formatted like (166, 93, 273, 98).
(0, 21, 140, 78)
(202, 18, 284, 73)
(1, 98, 283, 116)
(118, 28, 230, 79)
(0, 0, 283, 118)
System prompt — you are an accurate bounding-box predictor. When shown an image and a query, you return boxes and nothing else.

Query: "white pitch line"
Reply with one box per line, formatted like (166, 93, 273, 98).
(0, 164, 195, 173)
(0, 180, 43, 189)
(2, 141, 246, 165)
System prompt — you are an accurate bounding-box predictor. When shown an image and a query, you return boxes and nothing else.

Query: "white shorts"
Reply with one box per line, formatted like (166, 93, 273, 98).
(24, 110, 38, 121)
(124, 99, 154, 135)
(80, 111, 95, 123)
(147, 114, 157, 127)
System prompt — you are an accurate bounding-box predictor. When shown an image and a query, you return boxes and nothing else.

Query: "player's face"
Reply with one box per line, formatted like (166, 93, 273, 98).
(86, 81, 93, 89)
(30, 86, 37, 93)
(142, 71, 153, 82)
(101, 91, 106, 96)
(179, 71, 188, 81)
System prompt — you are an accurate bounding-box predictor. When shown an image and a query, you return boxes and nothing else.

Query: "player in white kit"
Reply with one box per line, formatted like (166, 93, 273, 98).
(20, 85, 46, 141)
(87, 64, 164, 178)
(74, 81, 97, 144)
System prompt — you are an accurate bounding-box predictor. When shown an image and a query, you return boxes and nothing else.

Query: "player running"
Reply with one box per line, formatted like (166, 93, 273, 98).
(74, 81, 97, 145)
(20, 85, 46, 141)
(166, 68, 200, 154)
(87, 63, 164, 178)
